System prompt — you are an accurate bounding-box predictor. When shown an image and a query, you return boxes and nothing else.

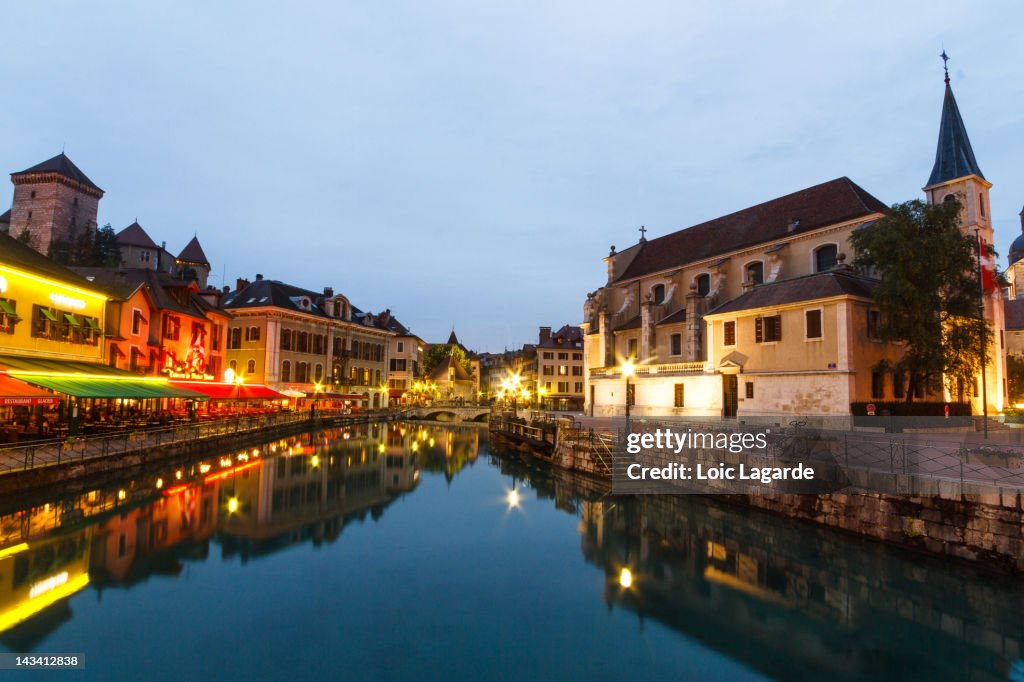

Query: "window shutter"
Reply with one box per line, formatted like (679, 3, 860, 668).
(774, 316, 781, 341)
(755, 317, 763, 343)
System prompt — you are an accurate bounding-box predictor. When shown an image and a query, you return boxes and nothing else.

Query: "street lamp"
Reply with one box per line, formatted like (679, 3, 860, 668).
(621, 359, 635, 428)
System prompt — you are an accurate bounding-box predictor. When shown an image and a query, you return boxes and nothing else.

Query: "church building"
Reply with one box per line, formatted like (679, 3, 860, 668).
(582, 65, 1006, 419)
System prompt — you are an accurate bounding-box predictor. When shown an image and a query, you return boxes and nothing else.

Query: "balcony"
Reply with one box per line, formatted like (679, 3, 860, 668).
(590, 361, 707, 378)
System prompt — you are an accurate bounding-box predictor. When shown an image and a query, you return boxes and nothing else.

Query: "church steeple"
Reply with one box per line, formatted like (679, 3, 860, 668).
(927, 63, 985, 187)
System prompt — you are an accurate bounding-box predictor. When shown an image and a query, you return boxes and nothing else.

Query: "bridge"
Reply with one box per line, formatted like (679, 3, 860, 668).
(403, 404, 491, 422)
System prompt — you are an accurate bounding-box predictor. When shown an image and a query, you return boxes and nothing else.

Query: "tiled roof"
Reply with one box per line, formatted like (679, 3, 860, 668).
(428, 354, 473, 382)
(1005, 299, 1024, 331)
(13, 153, 103, 193)
(223, 279, 392, 331)
(706, 270, 877, 315)
(116, 222, 158, 249)
(73, 267, 216, 321)
(615, 315, 641, 331)
(0, 209, 10, 226)
(0, 233, 103, 290)
(927, 81, 984, 187)
(177, 236, 209, 265)
(614, 177, 887, 282)
(657, 308, 688, 326)
(538, 324, 583, 348)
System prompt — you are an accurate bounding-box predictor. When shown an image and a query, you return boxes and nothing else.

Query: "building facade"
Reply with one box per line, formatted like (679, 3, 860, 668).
(223, 276, 394, 408)
(535, 325, 584, 410)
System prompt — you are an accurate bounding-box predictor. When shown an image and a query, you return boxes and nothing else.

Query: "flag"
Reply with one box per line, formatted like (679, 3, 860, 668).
(979, 233, 997, 294)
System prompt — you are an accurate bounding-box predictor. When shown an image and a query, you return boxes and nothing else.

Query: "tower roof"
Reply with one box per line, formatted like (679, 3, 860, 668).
(116, 222, 158, 249)
(447, 329, 460, 346)
(927, 80, 984, 187)
(12, 153, 103, 193)
(177, 236, 210, 265)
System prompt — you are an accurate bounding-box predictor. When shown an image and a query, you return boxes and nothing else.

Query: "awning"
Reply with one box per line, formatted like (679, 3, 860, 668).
(84, 317, 102, 332)
(0, 354, 207, 400)
(39, 309, 59, 323)
(279, 388, 306, 398)
(0, 374, 60, 406)
(64, 313, 80, 327)
(168, 381, 287, 400)
(388, 389, 404, 398)
(0, 300, 18, 318)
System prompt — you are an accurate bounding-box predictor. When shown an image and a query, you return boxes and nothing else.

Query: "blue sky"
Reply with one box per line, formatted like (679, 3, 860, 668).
(1, 1, 1022, 351)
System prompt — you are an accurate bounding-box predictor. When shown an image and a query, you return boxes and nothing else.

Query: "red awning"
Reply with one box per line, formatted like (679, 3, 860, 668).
(168, 381, 288, 400)
(0, 373, 60, 406)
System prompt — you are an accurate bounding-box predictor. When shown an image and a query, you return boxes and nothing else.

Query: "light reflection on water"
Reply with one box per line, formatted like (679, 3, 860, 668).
(0, 421, 1022, 681)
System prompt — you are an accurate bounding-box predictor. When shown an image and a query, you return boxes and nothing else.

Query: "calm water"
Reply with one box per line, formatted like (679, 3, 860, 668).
(1, 422, 1024, 681)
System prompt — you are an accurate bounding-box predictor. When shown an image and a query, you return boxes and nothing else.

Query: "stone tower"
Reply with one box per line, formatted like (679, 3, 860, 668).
(7, 153, 104, 256)
(922, 59, 1005, 412)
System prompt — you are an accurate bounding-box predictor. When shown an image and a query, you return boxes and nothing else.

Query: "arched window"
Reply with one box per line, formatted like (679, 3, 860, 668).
(246, 359, 256, 374)
(695, 274, 710, 297)
(814, 244, 838, 272)
(228, 359, 237, 372)
(943, 193, 956, 204)
(745, 261, 764, 285)
(314, 364, 323, 382)
(281, 360, 291, 382)
(652, 284, 666, 304)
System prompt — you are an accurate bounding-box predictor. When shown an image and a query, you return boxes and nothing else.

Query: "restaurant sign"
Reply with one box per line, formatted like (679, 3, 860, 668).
(1, 396, 60, 406)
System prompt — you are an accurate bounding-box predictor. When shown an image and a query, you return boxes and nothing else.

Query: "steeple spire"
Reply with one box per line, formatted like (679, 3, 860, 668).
(927, 53, 984, 187)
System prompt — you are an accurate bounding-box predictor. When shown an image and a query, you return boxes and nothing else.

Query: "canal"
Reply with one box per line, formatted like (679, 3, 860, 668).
(1, 421, 1023, 681)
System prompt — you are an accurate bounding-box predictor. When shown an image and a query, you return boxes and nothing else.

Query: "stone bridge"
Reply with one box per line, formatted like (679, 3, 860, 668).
(403, 405, 491, 422)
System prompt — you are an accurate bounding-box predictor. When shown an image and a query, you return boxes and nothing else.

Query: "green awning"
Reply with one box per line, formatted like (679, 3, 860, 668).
(14, 375, 207, 399)
(64, 313, 80, 327)
(84, 317, 102, 332)
(0, 300, 17, 318)
(40, 308, 59, 323)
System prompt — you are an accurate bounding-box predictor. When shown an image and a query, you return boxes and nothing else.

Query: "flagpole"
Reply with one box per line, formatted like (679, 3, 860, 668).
(975, 228, 988, 439)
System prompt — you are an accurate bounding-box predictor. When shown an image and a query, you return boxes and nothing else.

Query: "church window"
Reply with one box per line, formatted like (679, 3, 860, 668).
(652, 284, 666, 304)
(695, 274, 710, 297)
(745, 261, 764, 285)
(814, 244, 838, 272)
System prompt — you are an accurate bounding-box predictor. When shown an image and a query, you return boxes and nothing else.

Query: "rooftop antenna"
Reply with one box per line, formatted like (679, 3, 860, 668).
(941, 48, 950, 84)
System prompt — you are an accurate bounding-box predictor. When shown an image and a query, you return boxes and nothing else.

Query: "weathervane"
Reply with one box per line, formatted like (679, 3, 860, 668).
(941, 49, 950, 84)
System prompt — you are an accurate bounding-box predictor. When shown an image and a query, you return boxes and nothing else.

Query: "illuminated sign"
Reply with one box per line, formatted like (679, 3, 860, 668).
(29, 571, 69, 599)
(49, 293, 86, 310)
(0, 275, 7, 294)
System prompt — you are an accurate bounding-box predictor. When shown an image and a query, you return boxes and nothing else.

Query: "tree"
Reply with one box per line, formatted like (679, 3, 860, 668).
(850, 196, 989, 402)
(422, 344, 474, 378)
(47, 223, 122, 267)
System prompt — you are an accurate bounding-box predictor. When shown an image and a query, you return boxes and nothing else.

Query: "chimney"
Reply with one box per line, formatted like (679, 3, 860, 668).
(222, 285, 230, 294)
(235, 278, 250, 291)
(539, 326, 552, 344)
(255, 273, 264, 281)
(787, 218, 801, 232)
(324, 286, 334, 298)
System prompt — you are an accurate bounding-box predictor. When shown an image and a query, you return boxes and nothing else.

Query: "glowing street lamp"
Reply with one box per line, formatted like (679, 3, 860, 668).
(618, 567, 633, 588)
(537, 385, 547, 411)
(621, 359, 635, 427)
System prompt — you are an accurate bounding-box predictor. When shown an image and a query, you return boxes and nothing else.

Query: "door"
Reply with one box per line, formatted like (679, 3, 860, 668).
(723, 375, 738, 417)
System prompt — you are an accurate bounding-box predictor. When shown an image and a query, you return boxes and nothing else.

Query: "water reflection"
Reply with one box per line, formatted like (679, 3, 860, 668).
(492, 454, 1024, 682)
(2, 424, 1024, 681)
(0, 423, 485, 647)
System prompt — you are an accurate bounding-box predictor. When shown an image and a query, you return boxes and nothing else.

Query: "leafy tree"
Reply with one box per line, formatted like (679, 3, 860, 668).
(851, 196, 989, 402)
(48, 223, 122, 267)
(422, 343, 474, 377)
(93, 223, 122, 266)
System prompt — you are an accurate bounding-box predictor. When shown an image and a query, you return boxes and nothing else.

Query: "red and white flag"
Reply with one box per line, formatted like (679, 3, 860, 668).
(979, 233, 997, 294)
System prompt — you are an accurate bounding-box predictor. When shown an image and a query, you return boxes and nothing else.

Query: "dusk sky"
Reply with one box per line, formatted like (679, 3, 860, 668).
(1, 2, 1021, 351)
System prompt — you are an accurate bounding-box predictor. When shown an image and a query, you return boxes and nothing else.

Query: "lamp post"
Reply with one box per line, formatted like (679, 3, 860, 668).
(621, 359, 635, 432)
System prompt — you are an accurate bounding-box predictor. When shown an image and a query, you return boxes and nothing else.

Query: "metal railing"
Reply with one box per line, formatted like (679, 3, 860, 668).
(590, 361, 706, 378)
(0, 408, 393, 476)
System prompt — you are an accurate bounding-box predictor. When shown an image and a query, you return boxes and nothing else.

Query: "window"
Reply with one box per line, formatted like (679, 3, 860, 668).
(670, 333, 682, 356)
(674, 384, 685, 407)
(315, 364, 324, 382)
(164, 316, 181, 341)
(745, 381, 754, 399)
(893, 371, 905, 399)
(755, 315, 781, 343)
(572, 366, 582, 376)
(574, 382, 583, 393)
(558, 352, 568, 360)
(227, 327, 242, 349)
(558, 382, 569, 393)
(867, 310, 881, 340)
(296, 362, 309, 383)
(397, 341, 404, 353)
(211, 325, 222, 351)
(652, 284, 666, 304)
(544, 381, 552, 391)
(696, 274, 710, 297)
(542, 366, 554, 376)
(245, 325, 260, 342)
(543, 352, 554, 360)
(246, 359, 256, 375)
(979, 193, 985, 218)
(723, 321, 736, 346)
(805, 309, 822, 339)
(871, 371, 884, 399)
(745, 262, 763, 285)
(814, 244, 838, 272)
(131, 308, 145, 336)
(627, 339, 638, 359)
(281, 329, 292, 350)
(30, 190, 36, 199)
(390, 359, 407, 371)
(281, 360, 291, 382)
(31, 305, 58, 339)
(573, 352, 582, 361)
(229, 359, 237, 372)
(298, 332, 309, 353)
(0, 298, 17, 334)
